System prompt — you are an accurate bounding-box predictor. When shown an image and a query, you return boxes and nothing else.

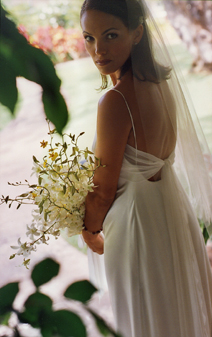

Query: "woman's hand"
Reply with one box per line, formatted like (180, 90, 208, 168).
(82, 230, 104, 255)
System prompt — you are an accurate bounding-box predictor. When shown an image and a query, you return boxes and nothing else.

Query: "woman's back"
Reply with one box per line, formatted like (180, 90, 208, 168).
(115, 77, 177, 160)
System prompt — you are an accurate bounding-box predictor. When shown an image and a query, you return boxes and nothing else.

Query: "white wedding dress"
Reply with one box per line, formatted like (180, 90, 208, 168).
(98, 90, 212, 337)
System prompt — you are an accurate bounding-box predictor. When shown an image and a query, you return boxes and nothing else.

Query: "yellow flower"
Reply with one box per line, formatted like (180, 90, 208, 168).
(49, 152, 58, 161)
(31, 192, 37, 199)
(40, 140, 48, 148)
(43, 160, 48, 168)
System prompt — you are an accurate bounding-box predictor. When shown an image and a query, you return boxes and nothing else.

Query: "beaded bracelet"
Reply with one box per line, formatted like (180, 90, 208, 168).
(82, 223, 103, 235)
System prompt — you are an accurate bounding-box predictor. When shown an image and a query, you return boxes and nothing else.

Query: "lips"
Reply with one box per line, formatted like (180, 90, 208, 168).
(96, 59, 111, 66)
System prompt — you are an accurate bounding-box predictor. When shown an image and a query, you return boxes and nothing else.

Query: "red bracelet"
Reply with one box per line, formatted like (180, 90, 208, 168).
(82, 223, 103, 235)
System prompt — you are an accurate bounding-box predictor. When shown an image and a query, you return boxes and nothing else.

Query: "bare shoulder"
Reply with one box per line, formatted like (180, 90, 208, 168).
(98, 89, 131, 122)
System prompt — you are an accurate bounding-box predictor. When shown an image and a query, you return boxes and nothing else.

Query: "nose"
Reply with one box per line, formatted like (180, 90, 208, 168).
(95, 40, 107, 56)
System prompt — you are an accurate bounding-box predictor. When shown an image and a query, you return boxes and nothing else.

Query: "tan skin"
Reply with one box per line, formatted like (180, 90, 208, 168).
(81, 10, 176, 254)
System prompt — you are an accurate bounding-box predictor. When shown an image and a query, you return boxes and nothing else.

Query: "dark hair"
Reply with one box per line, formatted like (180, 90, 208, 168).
(81, 0, 171, 89)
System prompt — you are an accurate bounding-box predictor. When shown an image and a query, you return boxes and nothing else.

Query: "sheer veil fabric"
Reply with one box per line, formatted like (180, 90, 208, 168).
(84, 0, 212, 336)
(130, 0, 212, 228)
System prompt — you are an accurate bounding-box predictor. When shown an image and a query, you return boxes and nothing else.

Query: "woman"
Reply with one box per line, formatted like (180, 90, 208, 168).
(80, 0, 212, 336)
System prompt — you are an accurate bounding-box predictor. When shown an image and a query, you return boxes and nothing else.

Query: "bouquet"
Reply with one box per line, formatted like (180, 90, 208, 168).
(1, 122, 102, 268)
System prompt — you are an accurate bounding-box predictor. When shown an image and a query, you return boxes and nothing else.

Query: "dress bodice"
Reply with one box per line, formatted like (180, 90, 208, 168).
(120, 144, 175, 182)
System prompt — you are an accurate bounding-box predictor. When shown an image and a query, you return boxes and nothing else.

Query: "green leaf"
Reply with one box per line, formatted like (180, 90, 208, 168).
(89, 156, 94, 164)
(88, 309, 123, 337)
(42, 90, 68, 135)
(80, 165, 88, 170)
(19, 292, 53, 328)
(44, 211, 51, 221)
(64, 280, 97, 303)
(38, 176, 43, 186)
(19, 193, 29, 197)
(0, 311, 11, 325)
(70, 185, 76, 196)
(0, 6, 69, 134)
(52, 310, 86, 337)
(33, 156, 39, 163)
(0, 54, 18, 113)
(39, 170, 48, 175)
(31, 258, 60, 288)
(63, 142, 68, 151)
(63, 185, 66, 194)
(0, 282, 19, 315)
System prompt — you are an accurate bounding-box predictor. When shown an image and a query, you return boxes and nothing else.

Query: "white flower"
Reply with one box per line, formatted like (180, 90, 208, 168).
(26, 224, 40, 241)
(11, 238, 36, 257)
(8, 127, 101, 267)
(31, 162, 42, 177)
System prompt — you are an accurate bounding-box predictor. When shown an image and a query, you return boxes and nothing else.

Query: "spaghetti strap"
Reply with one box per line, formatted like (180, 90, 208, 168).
(111, 89, 138, 151)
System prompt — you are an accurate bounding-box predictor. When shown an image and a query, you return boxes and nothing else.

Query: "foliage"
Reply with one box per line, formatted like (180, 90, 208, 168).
(0, 5, 68, 134)
(199, 220, 210, 244)
(0, 122, 103, 267)
(2, 0, 84, 31)
(0, 258, 122, 337)
(18, 24, 87, 64)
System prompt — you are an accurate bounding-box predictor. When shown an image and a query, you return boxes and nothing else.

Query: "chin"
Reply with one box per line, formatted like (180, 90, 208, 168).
(99, 69, 119, 77)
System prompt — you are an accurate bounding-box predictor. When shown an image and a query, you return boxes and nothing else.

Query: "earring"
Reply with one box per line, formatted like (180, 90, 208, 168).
(134, 42, 138, 46)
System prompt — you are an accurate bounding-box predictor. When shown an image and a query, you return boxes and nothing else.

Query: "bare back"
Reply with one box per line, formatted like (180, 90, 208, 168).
(115, 77, 177, 160)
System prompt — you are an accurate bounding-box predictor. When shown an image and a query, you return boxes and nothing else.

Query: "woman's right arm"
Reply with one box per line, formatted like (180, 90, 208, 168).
(82, 90, 132, 252)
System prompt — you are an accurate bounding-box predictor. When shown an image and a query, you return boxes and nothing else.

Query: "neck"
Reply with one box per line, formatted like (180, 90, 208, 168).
(110, 68, 133, 86)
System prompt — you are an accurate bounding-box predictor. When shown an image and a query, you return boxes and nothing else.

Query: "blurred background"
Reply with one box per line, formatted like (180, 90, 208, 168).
(0, 1, 211, 336)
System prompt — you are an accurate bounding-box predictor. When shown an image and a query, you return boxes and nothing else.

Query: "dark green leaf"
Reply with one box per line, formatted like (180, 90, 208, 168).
(63, 185, 66, 194)
(63, 142, 68, 151)
(0, 54, 17, 113)
(31, 258, 60, 288)
(52, 310, 86, 337)
(33, 156, 39, 163)
(16, 204, 21, 209)
(29, 184, 37, 188)
(0, 282, 19, 315)
(19, 193, 29, 197)
(64, 280, 97, 303)
(80, 165, 88, 170)
(5, 195, 9, 203)
(88, 309, 123, 337)
(42, 90, 68, 135)
(19, 292, 53, 328)
(0, 6, 69, 134)
(39, 170, 48, 174)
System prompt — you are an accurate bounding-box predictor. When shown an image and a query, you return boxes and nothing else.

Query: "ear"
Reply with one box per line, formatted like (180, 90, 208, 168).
(133, 24, 144, 45)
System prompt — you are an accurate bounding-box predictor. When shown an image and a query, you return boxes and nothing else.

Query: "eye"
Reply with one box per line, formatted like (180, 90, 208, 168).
(84, 35, 94, 42)
(107, 33, 118, 40)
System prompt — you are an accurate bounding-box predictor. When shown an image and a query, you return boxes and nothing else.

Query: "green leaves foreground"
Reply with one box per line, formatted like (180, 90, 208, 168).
(0, 258, 122, 337)
(0, 5, 68, 134)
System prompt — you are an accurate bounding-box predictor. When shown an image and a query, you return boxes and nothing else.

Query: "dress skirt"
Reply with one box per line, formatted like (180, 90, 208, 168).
(103, 145, 212, 337)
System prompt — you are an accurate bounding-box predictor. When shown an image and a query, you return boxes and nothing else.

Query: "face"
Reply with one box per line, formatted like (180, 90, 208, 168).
(81, 10, 137, 77)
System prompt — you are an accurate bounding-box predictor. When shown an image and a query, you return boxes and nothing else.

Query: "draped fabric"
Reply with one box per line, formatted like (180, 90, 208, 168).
(103, 143, 212, 337)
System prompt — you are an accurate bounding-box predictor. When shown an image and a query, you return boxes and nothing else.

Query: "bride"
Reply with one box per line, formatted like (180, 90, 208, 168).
(80, 0, 212, 336)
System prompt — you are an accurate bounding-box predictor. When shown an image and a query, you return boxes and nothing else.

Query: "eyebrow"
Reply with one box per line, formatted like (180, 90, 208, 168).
(83, 28, 119, 36)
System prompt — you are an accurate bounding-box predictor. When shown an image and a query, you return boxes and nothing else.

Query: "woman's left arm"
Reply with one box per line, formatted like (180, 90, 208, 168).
(82, 90, 132, 253)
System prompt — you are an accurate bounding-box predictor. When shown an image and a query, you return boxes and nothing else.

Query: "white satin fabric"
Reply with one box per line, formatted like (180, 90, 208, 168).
(103, 144, 212, 337)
